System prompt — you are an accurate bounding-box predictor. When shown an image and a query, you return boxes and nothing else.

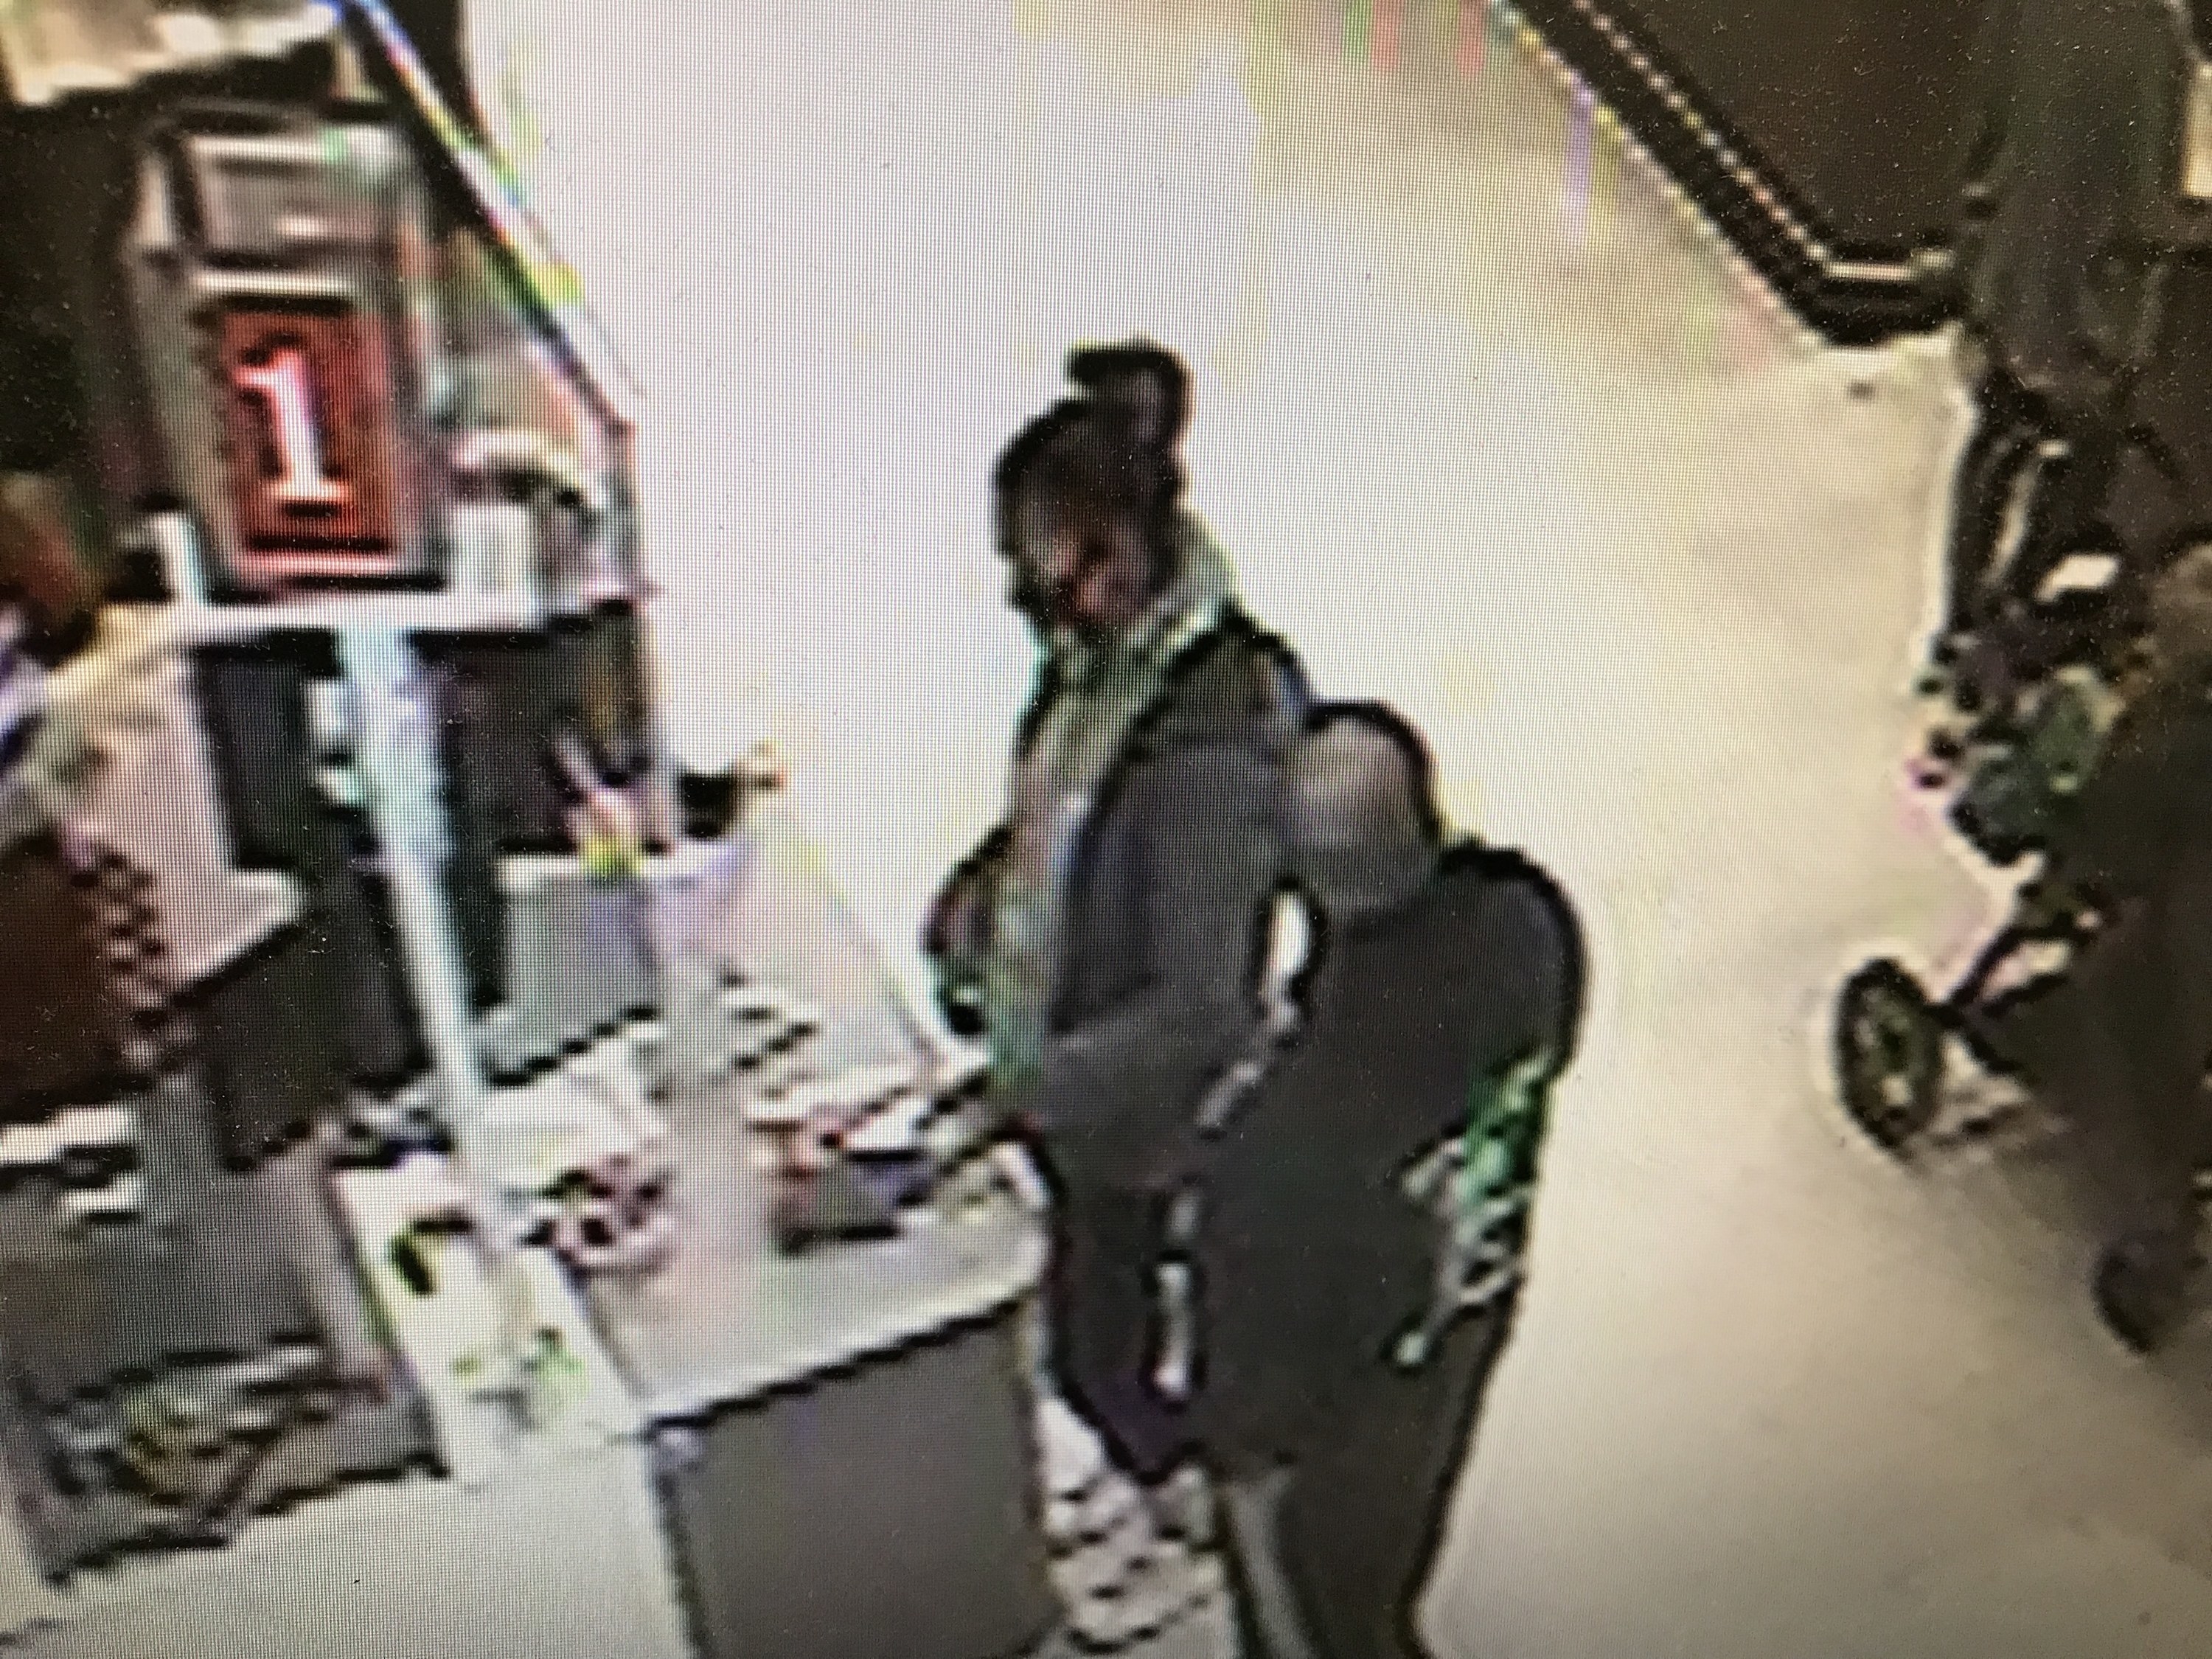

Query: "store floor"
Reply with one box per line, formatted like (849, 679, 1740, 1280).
(476, 1, 2212, 1655)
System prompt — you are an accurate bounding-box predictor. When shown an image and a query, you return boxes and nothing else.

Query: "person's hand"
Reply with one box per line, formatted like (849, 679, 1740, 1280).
(737, 738, 786, 794)
(918, 1077, 1034, 1189)
(1913, 245, 1964, 310)
(21, 609, 170, 818)
(550, 730, 645, 878)
(978, 1072, 1037, 1143)
(931, 964, 988, 1039)
(2019, 870, 2089, 935)
(568, 785, 644, 880)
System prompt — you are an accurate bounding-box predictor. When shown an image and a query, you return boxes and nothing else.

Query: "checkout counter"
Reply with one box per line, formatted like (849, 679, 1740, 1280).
(585, 808, 1056, 1659)
(0, 5, 1060, 1657)
(0, 810, 1058, 1659)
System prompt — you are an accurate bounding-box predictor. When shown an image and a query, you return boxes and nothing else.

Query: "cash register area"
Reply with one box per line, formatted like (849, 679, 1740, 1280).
(11, 2, 2212, 1659)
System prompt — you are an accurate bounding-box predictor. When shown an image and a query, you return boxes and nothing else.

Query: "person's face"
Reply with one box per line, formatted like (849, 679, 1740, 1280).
(1006, 494, 1148, 639)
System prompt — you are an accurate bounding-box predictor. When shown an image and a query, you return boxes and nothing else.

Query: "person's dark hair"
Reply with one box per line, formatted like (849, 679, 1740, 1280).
(1065, 338, 1191, 457)
(991, 397, 1088, 558)
(1300, 700, 1447, 849)
(1020, 398, 1183, 594)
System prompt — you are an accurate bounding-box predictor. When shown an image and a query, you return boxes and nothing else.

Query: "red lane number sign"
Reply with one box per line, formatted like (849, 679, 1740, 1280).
(217, 304, 402, 579)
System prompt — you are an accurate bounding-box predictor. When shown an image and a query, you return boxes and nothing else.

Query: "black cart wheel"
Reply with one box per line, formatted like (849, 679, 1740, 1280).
(1834, 960, 1946, 1152)
(2093, 1237, 2191, 1355)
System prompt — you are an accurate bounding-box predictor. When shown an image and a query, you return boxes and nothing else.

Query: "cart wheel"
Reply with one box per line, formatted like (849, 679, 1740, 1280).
(1834, 960, 1946, 1152)
(2093, 1238, 2191, 1355)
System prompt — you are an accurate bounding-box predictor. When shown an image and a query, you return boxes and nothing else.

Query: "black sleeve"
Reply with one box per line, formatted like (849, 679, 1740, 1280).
(924, 821, 1012, 970)
(2067, 686, 2195, 900)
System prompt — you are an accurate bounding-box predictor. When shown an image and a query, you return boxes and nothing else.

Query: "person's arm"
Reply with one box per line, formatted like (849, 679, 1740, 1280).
(931, 644, 1063, 976)
(1956, 0, 2023, 232)
(0, 611, 170, 854)
(1020, 741, 1283, 1191)
(924, 822, 1012, 1037)
(1458, 1050, 1558, 1212)
(1916, 0, 2017, 310)
(924, 823, 1011, 964)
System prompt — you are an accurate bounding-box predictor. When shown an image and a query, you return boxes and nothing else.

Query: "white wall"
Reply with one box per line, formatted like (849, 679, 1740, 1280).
(463, 0, 1289, 1015)
(453, 0, 1831, 1027)
(451, 12, 2212, 1659)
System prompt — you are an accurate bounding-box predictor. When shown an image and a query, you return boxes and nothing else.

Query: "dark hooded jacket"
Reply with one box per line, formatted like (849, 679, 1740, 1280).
(935, 603, 1307, 1195)
(1189, 843, 1585, 1469)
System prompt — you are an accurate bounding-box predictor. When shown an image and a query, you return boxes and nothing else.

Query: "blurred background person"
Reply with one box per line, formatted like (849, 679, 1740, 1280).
(1929, 0, 2208, 690)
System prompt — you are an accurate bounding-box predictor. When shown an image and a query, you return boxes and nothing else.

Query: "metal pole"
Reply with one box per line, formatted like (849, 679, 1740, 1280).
(335, 626, 530, 1311)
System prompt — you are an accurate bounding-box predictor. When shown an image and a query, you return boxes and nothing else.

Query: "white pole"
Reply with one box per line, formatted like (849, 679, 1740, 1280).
(336, 626, 534, 1338)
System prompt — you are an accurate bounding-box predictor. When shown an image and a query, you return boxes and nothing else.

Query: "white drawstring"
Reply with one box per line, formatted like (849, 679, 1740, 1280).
(1154, 889, 1315, 1401)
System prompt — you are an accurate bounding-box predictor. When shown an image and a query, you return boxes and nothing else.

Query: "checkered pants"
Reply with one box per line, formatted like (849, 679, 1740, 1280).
(58, 826, 192, 1077)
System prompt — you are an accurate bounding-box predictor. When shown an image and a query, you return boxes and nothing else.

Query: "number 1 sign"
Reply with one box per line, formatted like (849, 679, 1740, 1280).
(217, 302, 404, 581)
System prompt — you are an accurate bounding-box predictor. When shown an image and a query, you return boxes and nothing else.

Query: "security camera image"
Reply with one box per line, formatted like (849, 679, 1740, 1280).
(7, 2, 2212, 1658)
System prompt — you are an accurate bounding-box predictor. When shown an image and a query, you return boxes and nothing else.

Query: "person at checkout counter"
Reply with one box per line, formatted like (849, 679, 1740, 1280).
(0, 483, 168, 1115)
(925, 344, 1310, 1571)
(0, 480, 177, 844)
